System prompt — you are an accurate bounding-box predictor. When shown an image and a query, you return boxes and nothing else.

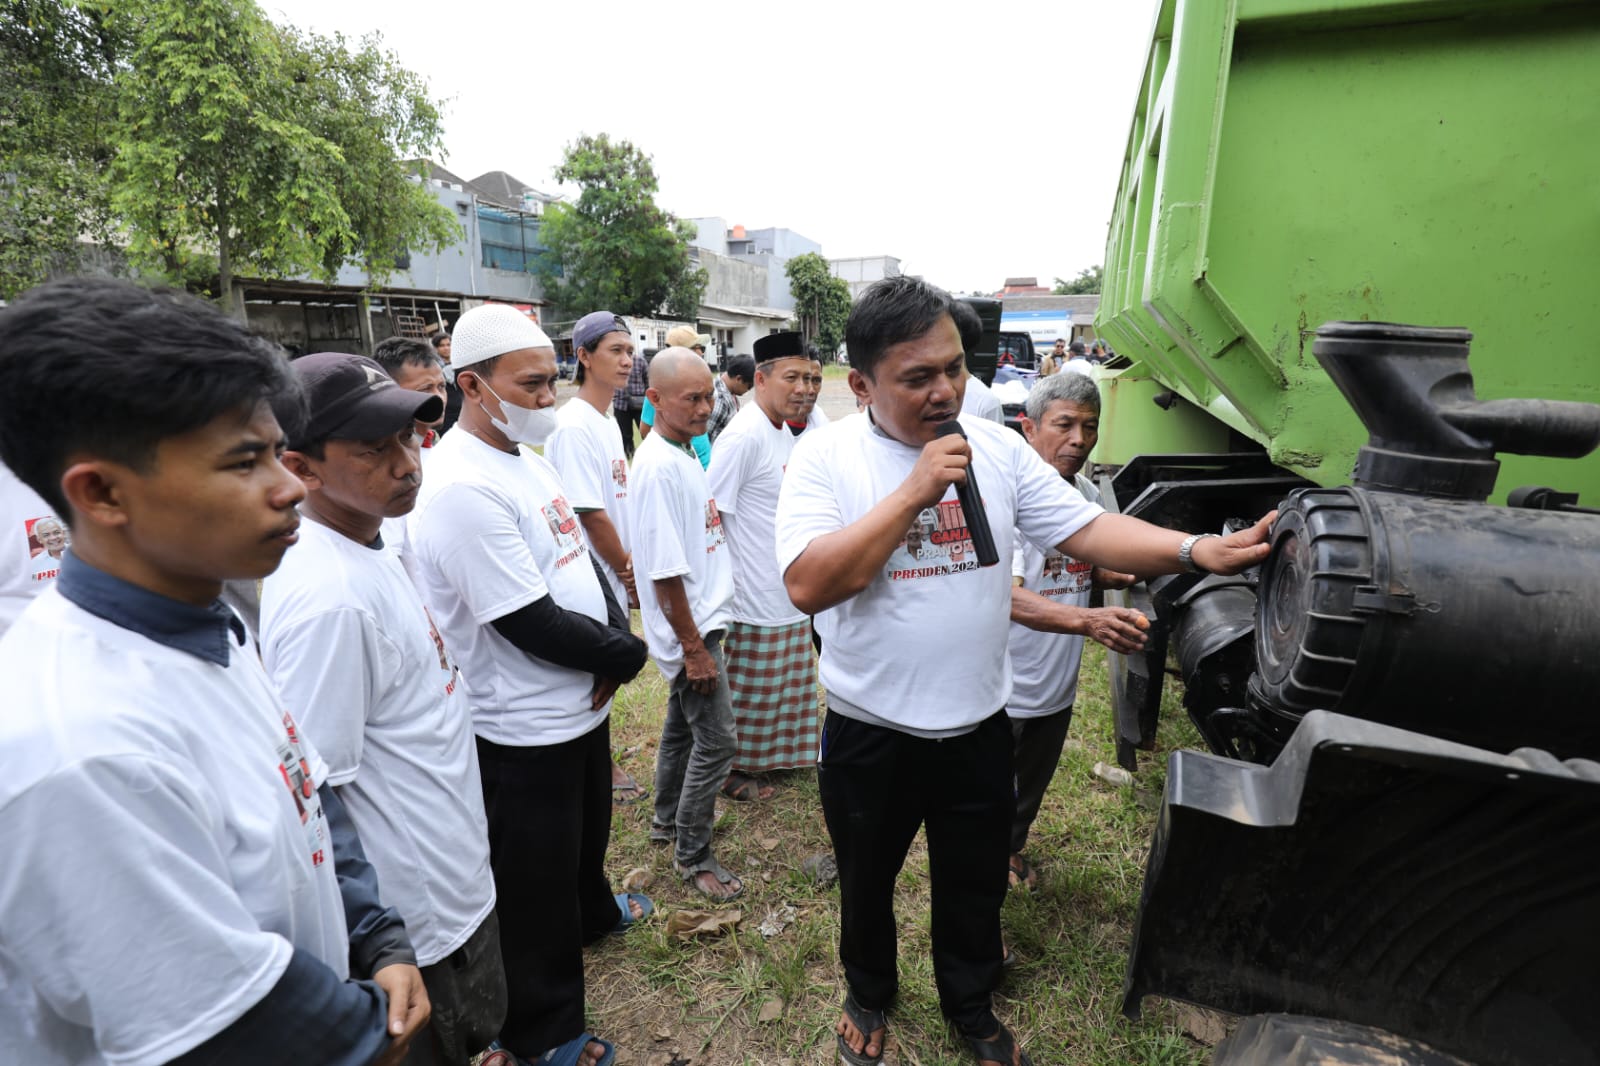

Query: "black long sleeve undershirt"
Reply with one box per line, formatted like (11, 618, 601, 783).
(489, 557, 646, 682)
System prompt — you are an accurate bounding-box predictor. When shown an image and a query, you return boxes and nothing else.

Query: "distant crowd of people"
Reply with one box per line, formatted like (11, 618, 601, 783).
(0, 274, 1273, 1066)
(1036, 336, 1111, 378)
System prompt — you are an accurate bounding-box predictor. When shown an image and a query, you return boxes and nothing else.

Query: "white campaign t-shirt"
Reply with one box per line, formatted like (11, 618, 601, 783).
(408, 428, 610, 746)
(546, 397, 631, 610)
(0, 462, 66, 635)
(775, 412, 1104, 733)
(0, 590, 347, 1066)
(630, 431, 735, 678)
(962, 377, 1006, 423)
(260, 520, 494, 966)
(1008, 472, 1101, 718)
(706, 403, 805, 627)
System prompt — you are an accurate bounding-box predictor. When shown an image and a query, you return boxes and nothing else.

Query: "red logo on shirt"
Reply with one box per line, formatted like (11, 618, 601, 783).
(276, 712, 327, 868)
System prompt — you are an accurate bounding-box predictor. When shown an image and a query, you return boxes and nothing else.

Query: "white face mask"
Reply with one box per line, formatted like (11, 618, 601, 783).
(479, 380, 557, 446)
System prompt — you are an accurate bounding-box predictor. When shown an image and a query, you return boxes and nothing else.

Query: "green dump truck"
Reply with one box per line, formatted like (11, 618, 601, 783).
(1095, 3, 1600, 1062)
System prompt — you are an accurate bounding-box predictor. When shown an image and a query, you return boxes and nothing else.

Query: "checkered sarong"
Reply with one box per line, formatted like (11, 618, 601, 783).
(724, 619, 820, 773)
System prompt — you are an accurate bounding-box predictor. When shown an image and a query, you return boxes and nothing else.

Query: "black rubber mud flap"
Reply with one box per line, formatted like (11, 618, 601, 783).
(1124, 711, 1600, 1066)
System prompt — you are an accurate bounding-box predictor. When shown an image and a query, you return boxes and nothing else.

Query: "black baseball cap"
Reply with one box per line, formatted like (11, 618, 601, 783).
(290, 352, 443, 447)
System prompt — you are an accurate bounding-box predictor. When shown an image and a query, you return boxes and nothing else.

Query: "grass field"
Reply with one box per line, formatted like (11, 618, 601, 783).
(583, 638, 1217, 1066)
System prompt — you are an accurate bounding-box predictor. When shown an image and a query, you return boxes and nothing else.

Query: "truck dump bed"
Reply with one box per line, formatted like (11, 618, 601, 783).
(1097, 0, 1600, 501)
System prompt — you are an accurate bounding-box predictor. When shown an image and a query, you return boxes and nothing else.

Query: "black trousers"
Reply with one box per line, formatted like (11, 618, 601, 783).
(618, 406, 642, 460)
(817, 708, 1012, 1036)
(476, 723, 616, 1056)
(1010, 705, 1074, 855)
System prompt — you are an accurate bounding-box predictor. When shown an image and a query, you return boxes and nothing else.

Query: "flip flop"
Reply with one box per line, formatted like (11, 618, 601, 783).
(720, 771, 774, 802)
(962, 1022, 1032, 1066)
(836, 991, 887, 1066)
(612, 891, 653, 933)
(611, 774, 648, 805)
(674, 852, 744, 902)
(534, 1032, 616, 1066)
(1007, 853, 1037, 891)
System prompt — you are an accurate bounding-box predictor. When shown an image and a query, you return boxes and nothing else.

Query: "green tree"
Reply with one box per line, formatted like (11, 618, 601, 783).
(0, 1, 120, 298)
(85, 0, 455, 313)
(283, 28, 458, 286)
(101, 0, 353, 311)
(785, 252, 851, 358)
(1053, 265, 1103, 295)
(534, 133, 705, 320)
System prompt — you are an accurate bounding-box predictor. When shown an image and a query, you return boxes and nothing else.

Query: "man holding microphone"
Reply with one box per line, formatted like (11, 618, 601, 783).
(776, 275, 1274, 1066)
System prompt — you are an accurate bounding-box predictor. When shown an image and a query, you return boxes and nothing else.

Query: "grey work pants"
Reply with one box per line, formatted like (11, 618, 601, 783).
(652, 631, 736, 865)
(402, 909, 508, 1066)
(1010, 705, 1074, 855)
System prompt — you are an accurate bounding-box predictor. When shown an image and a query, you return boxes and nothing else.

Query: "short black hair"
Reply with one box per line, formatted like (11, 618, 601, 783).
(845, 274, 954, 380)
(430, 331, 450, 350)
(949, 299, 982, 356)
(0, 277, 299, 518)
(372, 336, 441, 379)
(724, 355, 756, 385)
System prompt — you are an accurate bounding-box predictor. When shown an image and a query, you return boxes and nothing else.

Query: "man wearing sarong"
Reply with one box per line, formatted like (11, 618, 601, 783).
(706, 331, 820, 802)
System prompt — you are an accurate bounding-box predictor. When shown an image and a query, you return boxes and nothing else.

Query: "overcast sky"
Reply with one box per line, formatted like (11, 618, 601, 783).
(265, 0, 1160, 295)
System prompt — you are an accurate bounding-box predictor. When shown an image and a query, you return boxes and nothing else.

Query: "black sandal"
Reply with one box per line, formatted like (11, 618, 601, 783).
(836, 991, 887, 1066)
(964, 1023, 1032, 1066)
(1007, 853, 1037, 891)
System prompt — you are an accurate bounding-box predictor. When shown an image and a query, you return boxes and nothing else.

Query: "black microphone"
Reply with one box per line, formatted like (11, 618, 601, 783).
(934, 421, 1000, 567)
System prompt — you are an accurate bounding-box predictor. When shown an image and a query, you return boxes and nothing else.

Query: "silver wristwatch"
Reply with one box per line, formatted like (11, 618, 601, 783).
(1178, 532, 1221, 574)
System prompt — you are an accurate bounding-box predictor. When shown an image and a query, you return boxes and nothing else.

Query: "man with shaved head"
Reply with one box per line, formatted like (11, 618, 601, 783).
(629, 347, 743, 901)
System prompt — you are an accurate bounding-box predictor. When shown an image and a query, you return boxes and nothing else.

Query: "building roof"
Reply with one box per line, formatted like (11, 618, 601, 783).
(402, 159, 473, 189)
(467, 170, 559, 209)
(698, 302, 793, 322)
(1001, 294, 1102, 315)
(1003, 276, 1040, 288)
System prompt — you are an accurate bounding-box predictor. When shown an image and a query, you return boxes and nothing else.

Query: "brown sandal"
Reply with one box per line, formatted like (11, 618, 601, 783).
(720, 771, 774, 802)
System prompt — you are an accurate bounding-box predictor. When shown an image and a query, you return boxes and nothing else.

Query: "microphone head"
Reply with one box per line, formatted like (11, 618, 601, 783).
(934, 420, 966, 439)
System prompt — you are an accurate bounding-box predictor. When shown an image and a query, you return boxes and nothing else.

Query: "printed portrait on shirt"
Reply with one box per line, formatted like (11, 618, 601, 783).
(887, 502, 982, 580)
(276, 712, 329, 868)
(704, 498, 727, 553)
(610, 459, 628, 493)
(25, 514, 69, 582)
(1036, 550, 1093, 597)
(542, 496, 588, 569)
(423, 605, 450, 672)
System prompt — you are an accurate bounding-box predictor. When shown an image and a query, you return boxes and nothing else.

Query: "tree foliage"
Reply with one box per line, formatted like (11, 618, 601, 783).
(1053, 264, 1103, 295)
(785, 252, 851, 357)
(0, 0, 454, 306)
(535, 133, 706, 320)
(281, 28, 458, 284)
(0, 1, 121, 298)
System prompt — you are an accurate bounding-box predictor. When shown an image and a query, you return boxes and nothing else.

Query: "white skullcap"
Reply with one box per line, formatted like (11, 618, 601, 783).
(451, 303, 553, 369)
